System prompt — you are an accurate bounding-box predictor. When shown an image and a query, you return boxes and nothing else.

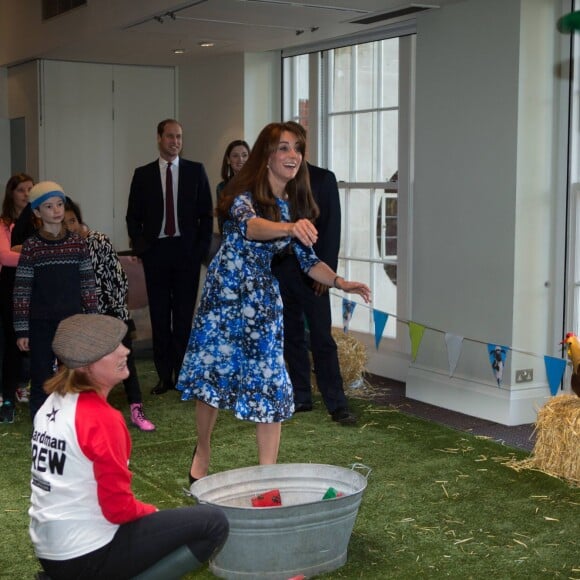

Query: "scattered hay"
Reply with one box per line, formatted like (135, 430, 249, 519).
(311, 329, 372, 397)
(506, 395, 579, 486)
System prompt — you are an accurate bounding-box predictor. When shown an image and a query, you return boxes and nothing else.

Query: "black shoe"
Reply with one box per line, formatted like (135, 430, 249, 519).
(150, 380, 174, 395)
(331, 408, 357, 425)
(294, 402, 313, 413)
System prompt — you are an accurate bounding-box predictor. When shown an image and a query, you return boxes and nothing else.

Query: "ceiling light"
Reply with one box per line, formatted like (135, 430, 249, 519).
(198, 41, 215, 48)
(173, 48, 186, 54)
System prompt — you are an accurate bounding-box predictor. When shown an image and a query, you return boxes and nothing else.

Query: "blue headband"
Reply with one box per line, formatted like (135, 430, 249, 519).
(30, 190, 66, 210)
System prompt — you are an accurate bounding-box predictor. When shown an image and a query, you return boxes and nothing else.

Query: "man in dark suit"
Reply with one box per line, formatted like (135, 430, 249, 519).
(126, 119, 213, 394)
(272, 123, 356, 424)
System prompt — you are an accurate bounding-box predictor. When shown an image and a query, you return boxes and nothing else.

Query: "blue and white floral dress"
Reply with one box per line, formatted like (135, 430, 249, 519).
(176, 193, 320, 423)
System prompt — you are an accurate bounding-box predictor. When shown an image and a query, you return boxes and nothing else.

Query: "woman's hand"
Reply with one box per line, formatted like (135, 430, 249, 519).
(16, 337, 29, 351)
(289, 219, 318, 247)
(312, 281, 329, 296)
(307, 263, 370, 303)
(336, 278, 372, 304)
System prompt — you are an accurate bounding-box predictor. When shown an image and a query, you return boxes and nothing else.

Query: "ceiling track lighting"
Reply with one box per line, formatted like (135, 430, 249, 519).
(122, 0, 208, 29)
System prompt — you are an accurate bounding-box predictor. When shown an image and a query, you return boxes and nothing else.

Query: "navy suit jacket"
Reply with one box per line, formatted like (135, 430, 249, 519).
(126, 158, 213, 259)
(308, 163, 341, 271)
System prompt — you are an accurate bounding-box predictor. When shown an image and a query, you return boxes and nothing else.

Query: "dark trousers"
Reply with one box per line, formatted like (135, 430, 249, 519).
(39, 505, 229, 580)
(0, 312, 4, 399)
(29, 319, 60, 420)
(0, 273, 28, 405)
(272, 256, 348, 414)
(141, 237, 201, 386)
(122, 326, 142, 405)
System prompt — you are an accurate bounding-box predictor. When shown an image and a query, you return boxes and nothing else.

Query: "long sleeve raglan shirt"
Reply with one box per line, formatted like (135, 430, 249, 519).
(29, 391, 157, 560)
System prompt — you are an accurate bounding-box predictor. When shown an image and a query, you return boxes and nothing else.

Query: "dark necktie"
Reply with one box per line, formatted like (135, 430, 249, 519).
(164, 162, 176, 237)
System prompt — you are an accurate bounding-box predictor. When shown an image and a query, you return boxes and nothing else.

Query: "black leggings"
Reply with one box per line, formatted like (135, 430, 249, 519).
(39, 505, 228, 580)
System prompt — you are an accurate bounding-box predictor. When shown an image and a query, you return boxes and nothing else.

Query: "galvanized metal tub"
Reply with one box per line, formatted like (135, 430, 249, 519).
(190, 463, 370, 580)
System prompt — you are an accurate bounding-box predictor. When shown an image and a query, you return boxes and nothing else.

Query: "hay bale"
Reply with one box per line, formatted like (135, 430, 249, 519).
(508, 395, 580, 486)
(311, 329, 368, 394)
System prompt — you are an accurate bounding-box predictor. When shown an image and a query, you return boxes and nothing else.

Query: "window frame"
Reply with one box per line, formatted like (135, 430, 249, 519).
(282, 33, 414, 350)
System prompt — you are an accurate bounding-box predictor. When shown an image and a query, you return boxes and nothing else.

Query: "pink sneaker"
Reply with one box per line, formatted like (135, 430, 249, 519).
(130, 404, 156, 432)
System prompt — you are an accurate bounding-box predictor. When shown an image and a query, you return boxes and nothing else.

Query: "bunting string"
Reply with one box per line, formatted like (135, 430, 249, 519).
(329, 292, 560, 360)
(329, 292, 568, 395)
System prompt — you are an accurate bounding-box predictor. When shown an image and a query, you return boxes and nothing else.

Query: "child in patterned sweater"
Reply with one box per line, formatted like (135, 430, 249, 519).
(13, 182, 97, 419)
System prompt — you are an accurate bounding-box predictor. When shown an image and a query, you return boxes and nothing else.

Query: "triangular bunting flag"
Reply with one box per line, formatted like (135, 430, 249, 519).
(342, 299, 356, 333)
(487, 344, 509, 387)
(373, 310, 389, 349)
(409, 322, 426, 361)
(544, 356, 566, 396)
(444, 333, 464, 377)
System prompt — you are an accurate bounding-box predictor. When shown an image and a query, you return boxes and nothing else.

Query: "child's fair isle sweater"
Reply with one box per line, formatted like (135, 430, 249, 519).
(13, 230, 98, 337)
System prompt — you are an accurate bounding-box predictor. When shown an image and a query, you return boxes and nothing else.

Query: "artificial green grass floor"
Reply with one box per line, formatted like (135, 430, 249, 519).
(1, 359, 578, 579)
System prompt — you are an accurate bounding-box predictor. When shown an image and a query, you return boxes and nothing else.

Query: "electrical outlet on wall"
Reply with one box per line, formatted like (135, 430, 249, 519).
(515, 369, 533, 383)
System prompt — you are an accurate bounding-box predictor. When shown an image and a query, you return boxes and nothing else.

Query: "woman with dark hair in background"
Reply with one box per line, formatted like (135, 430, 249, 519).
(0, 173, 33, 423)
(177, 122, 371, 484)
(215, 139, 250, 233)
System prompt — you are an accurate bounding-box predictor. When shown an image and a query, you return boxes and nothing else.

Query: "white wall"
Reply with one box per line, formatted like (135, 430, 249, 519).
(0, 67, 10, 183)
(244, 51, 282, 145)
(406, 0, 570, 424)
(178, 52, 281, 214)
(178, 54, 246, 199)
(6, 61, 39, 180)
(40, 60, 115, 239)
(111, 64, 176, 248)
(513, 0, 568, 369)
(38, 60, 175, 248)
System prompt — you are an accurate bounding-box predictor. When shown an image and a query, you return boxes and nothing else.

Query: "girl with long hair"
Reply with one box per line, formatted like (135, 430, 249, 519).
(0, 173, 34, 422)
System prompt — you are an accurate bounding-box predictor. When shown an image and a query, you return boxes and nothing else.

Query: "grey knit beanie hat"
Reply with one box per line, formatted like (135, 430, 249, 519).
(52, 314, 128, 369)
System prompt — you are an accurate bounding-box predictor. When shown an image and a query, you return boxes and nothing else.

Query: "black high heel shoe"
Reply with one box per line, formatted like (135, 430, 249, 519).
(188, 445, 198, 485)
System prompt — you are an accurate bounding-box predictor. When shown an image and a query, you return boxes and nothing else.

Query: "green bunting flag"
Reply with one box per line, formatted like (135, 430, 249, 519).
(409, 322, 426, 362)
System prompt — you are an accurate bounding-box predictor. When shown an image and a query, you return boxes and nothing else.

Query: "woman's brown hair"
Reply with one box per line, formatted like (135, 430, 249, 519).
(43, 366, 98, 396)
(1, 173, 34, 226)
(220, 139, 251, 183)
(217, 122, 319, 224)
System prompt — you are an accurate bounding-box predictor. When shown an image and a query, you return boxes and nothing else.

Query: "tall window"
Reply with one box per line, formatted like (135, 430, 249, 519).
(283, 54, 310, 129)
(283, 37, 408, 339)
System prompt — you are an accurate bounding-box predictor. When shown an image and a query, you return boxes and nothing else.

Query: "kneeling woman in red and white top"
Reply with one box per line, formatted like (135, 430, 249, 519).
(29, 314, 228, 580)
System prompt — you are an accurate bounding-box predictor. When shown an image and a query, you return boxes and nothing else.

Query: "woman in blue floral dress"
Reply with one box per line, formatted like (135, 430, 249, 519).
(177, 122, 371, 483)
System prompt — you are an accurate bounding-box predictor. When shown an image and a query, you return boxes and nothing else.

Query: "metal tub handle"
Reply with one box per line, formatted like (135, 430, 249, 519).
(349, 463, 372, 479)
